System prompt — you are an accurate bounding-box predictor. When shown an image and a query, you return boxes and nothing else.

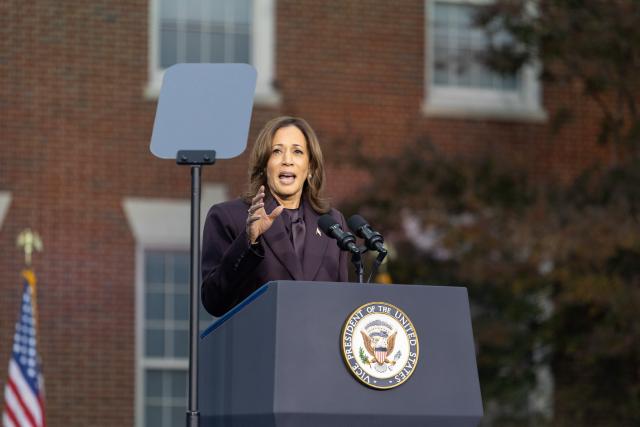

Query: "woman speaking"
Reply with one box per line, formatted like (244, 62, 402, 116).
(201, 116, 350, 316)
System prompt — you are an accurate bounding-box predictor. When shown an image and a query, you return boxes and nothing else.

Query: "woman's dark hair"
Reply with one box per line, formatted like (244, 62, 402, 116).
(244, 116, 329, 213)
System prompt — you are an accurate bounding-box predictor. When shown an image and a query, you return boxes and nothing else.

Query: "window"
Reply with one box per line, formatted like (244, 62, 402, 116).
(142, 251, 212, 427)
(424, 0, 545, 120)
(123, 183, 227, 427)
(147, 0, 278, 104)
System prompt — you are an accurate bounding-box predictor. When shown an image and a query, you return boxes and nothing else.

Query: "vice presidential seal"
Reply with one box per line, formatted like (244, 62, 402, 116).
(341, 302, 419, 389)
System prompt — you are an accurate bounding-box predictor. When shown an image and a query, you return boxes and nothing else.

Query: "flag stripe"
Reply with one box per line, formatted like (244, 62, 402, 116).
(3, 386, 33, 427)
(7, 380, 37, 427)
(3, 409, 17, 427)
(8, 361, 42, 426)
(36, 396, 45, 427)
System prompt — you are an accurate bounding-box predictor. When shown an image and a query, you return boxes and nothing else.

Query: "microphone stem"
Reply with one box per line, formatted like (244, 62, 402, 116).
(367, 251, 387, 284)
(351, 251, 364, 283)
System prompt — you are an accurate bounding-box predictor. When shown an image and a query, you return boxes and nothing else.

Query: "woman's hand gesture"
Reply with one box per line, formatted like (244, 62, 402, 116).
(246, 185, 284, 244)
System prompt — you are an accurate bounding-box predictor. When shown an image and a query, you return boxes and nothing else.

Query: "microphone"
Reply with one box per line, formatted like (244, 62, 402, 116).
(318, 215, 360, 254)
(347, 215, 387, 255)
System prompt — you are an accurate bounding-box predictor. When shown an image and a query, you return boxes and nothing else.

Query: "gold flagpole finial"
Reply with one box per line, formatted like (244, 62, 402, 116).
(16, 228, 43, 266)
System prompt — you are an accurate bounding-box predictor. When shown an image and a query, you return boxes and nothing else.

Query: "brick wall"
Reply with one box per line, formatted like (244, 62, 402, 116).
(0, 1, 610, 426)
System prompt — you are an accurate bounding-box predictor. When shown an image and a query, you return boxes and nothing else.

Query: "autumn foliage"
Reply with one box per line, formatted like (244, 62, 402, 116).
(346, 140, 640, 425)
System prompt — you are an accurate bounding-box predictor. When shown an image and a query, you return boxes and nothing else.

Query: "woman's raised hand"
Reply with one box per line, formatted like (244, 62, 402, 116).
(246, 185, 284, 244)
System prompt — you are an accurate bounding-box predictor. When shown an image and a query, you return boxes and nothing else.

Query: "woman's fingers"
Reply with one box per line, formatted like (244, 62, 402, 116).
(246, 187, 285, 243)
(248, 202, 264, 215)
(268, 205, 284, 220)
(251, 186, 265, 205)
(246, 214, 261, 225)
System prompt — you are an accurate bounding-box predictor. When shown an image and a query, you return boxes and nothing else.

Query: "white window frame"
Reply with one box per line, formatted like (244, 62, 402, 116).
(423, 0, 546, 121)
(123, 184, 226, 427)
(0, 192, 11, 229)
(145, 0, 280, 106)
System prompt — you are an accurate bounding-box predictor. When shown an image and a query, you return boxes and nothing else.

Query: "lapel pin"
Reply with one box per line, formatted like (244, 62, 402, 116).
(316, 227, 321, 236)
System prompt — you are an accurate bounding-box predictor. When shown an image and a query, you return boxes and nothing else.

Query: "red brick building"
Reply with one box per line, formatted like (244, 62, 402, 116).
(0, 1, 609, 426)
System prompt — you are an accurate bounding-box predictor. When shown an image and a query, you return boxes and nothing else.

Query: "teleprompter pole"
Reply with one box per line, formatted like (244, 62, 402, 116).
(177, 150, 216, 427)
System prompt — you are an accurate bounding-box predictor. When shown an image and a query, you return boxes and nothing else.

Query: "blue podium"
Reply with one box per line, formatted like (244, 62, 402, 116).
(199, 281, 483, 426)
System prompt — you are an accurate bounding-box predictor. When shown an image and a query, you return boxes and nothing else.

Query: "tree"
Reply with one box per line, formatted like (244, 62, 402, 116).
(477, 0, 640, 161)
(344, 139, 640, 426)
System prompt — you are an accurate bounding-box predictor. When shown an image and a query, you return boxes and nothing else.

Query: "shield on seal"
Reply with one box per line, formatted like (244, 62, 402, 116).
(374, 347, 388, 365)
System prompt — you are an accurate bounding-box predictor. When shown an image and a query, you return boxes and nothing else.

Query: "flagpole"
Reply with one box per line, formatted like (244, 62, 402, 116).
(23, 270, 39, 328)
(3, 229, 46, 427)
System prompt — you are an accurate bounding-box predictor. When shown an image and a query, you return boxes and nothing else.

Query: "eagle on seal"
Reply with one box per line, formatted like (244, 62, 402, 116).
(361, 330, 397, 365)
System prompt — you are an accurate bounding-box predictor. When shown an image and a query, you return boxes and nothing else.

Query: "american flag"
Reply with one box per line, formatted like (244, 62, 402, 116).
(2, 275, 45, 427)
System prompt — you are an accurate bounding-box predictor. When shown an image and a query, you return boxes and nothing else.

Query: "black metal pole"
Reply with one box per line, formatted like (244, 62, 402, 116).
(187, 164, 201, 427)
(351, 251, 364, 283)
(176, 150, 214, 427)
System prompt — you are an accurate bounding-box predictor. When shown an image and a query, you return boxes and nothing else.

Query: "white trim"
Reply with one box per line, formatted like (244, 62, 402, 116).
(134, 242, 145, 427)
(422, 99, 547, 122)
(124, 198, 191, 247)
(424, 0, 546, 121)
(0, 192, 12, 229)
(122, 184, 228, 248)
(252, 0, 281, 106)
(143, 358, 190, 370)
(124, 184, 227, 427)
(144, 0, 281, 107)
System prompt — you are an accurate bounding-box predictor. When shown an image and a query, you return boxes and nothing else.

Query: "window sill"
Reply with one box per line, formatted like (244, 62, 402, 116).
(422, 100, 547, 123)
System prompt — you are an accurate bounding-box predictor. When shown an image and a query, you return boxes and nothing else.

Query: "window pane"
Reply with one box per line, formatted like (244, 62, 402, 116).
(145, 370, 163, 398)
(233, 0, 252, 24)
(500, 74, 518, 90)
(185, 28, 202, 63)
(472, 62, 493, 89)
(145, 253, 165, 285)
(171, 371, 188, 398)
(186, 0, 205, 21)
(203, 0, 225, 25)
(160, 26, 178, 68)
(433, 1, 449, 22)
(157, 0, 253, 69)
(160, 0, 178, 20)
(146, 291, 165, 320)
(206, 31, 226, 62)
(173, 253, 190, 285)
(173, 329, 189, 358)
(173, 291, 188, 320)
(145, 404, 163, 427)
(432, 1, 518, 91)
(171, 406, 184, 427)
(159, 0, 179, 68)
(233, 32, 250, 63)
(145, 328, 165, 357)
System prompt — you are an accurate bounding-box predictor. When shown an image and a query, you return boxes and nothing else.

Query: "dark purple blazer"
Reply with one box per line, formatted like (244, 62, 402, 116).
(201, 194, 350, 316)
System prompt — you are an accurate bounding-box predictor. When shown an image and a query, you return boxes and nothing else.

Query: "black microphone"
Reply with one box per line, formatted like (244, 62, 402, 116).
(318, 215, 360, 254)
(347, 215, 387, 254)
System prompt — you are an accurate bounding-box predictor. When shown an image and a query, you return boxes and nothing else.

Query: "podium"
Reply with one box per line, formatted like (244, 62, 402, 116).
(199, 281, 483, 426)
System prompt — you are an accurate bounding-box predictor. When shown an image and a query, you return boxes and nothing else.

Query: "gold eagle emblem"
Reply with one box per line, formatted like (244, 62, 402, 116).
(360, 330, 397, 366)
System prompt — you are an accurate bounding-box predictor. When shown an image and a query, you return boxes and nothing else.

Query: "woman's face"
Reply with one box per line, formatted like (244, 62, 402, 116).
(266, 125, 311, 208)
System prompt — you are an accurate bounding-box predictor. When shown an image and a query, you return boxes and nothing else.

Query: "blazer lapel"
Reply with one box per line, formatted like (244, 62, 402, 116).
(301, 201, 330, 280)
(261, 195, 303, 280)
